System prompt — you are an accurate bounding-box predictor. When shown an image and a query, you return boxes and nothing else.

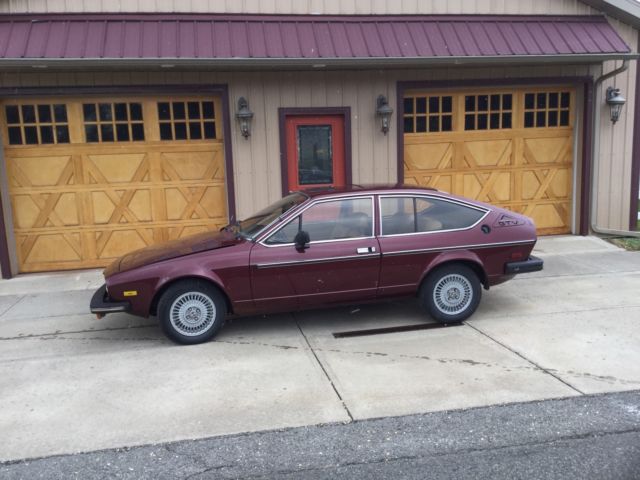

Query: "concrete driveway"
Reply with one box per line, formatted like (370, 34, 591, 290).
(0, 236, 639, 462)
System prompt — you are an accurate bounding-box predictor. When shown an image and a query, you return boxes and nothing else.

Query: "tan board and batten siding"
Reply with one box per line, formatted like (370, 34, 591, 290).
(0, 97, 226, 272)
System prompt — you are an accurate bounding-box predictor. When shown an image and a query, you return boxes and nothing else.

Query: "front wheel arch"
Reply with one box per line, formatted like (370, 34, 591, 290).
(150, 276, 231, 317)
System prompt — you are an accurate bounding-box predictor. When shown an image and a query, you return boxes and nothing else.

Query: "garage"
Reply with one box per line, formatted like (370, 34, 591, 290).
(1, 95, 228, 272)
(403, 87, 575, 235)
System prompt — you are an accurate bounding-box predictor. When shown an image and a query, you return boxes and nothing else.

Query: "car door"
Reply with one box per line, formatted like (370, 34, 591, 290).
(250, 196, 381, 311)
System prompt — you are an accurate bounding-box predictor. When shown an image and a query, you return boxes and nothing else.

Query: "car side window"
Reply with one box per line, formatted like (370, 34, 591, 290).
(380, 196, 486, 235)
(265, 198, 373, 244)
(379, 197, 415, 235)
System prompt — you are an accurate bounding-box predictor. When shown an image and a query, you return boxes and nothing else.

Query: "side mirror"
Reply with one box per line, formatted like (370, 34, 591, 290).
(294, 230, 310, 251)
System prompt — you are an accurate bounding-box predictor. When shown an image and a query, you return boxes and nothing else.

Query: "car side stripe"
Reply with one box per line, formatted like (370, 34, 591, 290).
(254, 253, 380, 269)
(382, 239, 536, 257)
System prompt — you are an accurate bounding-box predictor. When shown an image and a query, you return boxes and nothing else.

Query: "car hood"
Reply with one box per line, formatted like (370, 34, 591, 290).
(106, 230, 242, 276)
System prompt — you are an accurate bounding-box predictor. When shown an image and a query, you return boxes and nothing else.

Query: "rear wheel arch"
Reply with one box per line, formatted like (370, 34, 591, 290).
(419, 256, 488, 292)
(150, 276, 232, 317)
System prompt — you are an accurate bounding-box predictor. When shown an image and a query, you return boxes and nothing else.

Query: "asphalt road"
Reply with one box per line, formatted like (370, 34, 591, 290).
(2, 390, 639, 480)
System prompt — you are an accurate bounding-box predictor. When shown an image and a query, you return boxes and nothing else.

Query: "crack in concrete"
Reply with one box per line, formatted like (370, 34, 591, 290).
(465, 322, 585, 394)
(294, 313, 354, 423)
(0, 324, 157, 341)
(0, 296, 26, 318)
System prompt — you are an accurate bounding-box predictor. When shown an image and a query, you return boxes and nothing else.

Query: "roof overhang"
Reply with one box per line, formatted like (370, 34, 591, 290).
(1, 54, 638, 72)
(0, 13, 634, 71)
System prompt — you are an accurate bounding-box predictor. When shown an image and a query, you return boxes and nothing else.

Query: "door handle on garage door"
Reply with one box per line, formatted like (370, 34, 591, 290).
(357, 247, 376, 254)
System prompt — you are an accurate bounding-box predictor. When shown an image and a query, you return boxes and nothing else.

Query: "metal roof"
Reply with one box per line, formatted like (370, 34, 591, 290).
(0, 14, 634, 68)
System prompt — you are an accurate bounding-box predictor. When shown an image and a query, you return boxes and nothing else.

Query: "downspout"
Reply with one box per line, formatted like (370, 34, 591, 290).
(590, 59, 640, 237)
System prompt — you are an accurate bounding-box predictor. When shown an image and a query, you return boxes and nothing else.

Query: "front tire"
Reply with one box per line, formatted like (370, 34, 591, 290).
(157, 280, 226, 345)
(420, 264, 481, 324)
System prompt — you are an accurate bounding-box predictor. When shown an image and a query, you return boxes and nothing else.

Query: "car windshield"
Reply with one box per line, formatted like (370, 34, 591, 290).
(226, 192, 308, 240)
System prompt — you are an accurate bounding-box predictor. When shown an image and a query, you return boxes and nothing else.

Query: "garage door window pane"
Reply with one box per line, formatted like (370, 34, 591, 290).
(83, 104, 97, 122)
(159, 123, 172, 140)
(158, 100, 217, 141)
(37, 105, 52, 123)
(172, 102, 186, 120)
(5, 105, 19, 124)
(56, 125, 70, 143)
(174, 122, 187, 140)
(24, 126, 38, 144)
(158, 102, 171, 120)
(8, 126, 22, 145)
(203, 122, 216, 139)
(100, 124, 114, 142)
(202, 101, 215, 119)
(4, 103, 70, 145)
(114, 103, 128, 121)
(116, 123, 130, 141)
(98, 103, 113, 121)
(129, 103, 143, 121)
(53, 104, 67, 123)
(40, 126, 54, 144)
(189, 122, 202, 139)
(21, 105, 36, 123)
(83, 102, 145, 143)
(131, 124, 144, 141)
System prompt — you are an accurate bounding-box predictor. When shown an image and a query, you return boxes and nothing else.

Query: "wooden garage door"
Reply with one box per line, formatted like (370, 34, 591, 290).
(403, 87, 575, 235)
(1, 96, 227, 273)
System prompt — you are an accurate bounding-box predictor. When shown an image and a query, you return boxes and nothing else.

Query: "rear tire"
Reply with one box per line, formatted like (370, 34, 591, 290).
(157, 280, 226, 345)
(420, 264, 481, 324)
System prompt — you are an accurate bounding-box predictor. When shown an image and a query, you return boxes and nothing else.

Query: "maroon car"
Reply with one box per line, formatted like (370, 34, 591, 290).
(90, 185, 542, 344)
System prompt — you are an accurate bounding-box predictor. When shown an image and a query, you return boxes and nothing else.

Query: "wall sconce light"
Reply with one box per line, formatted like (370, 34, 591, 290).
(376, 94, 394, 135)
(606, 86, 626, 124)
(236, 97, 254, 138)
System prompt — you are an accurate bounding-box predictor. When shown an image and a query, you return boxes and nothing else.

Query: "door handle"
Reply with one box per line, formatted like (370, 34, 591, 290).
(356, 247, 376, 254)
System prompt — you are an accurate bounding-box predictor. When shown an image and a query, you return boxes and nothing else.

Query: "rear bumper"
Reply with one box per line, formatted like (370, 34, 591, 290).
(90, 284, 130, 315)
(504, 255, 544, 274)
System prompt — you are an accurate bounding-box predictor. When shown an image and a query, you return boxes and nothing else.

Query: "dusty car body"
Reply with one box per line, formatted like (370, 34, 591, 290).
(90, 185, 542, 344)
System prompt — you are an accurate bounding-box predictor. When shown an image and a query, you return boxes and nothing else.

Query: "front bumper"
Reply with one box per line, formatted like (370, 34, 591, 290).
(90, 284, 130, 317)
(504, 255, 544, 274)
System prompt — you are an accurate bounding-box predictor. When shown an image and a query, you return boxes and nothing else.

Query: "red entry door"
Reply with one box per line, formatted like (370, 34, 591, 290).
(285, 115, 346, 192)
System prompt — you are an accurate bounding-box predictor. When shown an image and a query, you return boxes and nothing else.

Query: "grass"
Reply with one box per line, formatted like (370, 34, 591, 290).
(606, 200, 640, 251)
(610, 237, 640, 251)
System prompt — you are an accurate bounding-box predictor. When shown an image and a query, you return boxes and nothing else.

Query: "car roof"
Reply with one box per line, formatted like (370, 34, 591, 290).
(298, 184, 438, 198)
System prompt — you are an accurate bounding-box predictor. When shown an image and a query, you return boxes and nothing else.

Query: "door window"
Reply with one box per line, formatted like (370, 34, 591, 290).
(297, 125, 333, 185)
(266, 197, 373, 244)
